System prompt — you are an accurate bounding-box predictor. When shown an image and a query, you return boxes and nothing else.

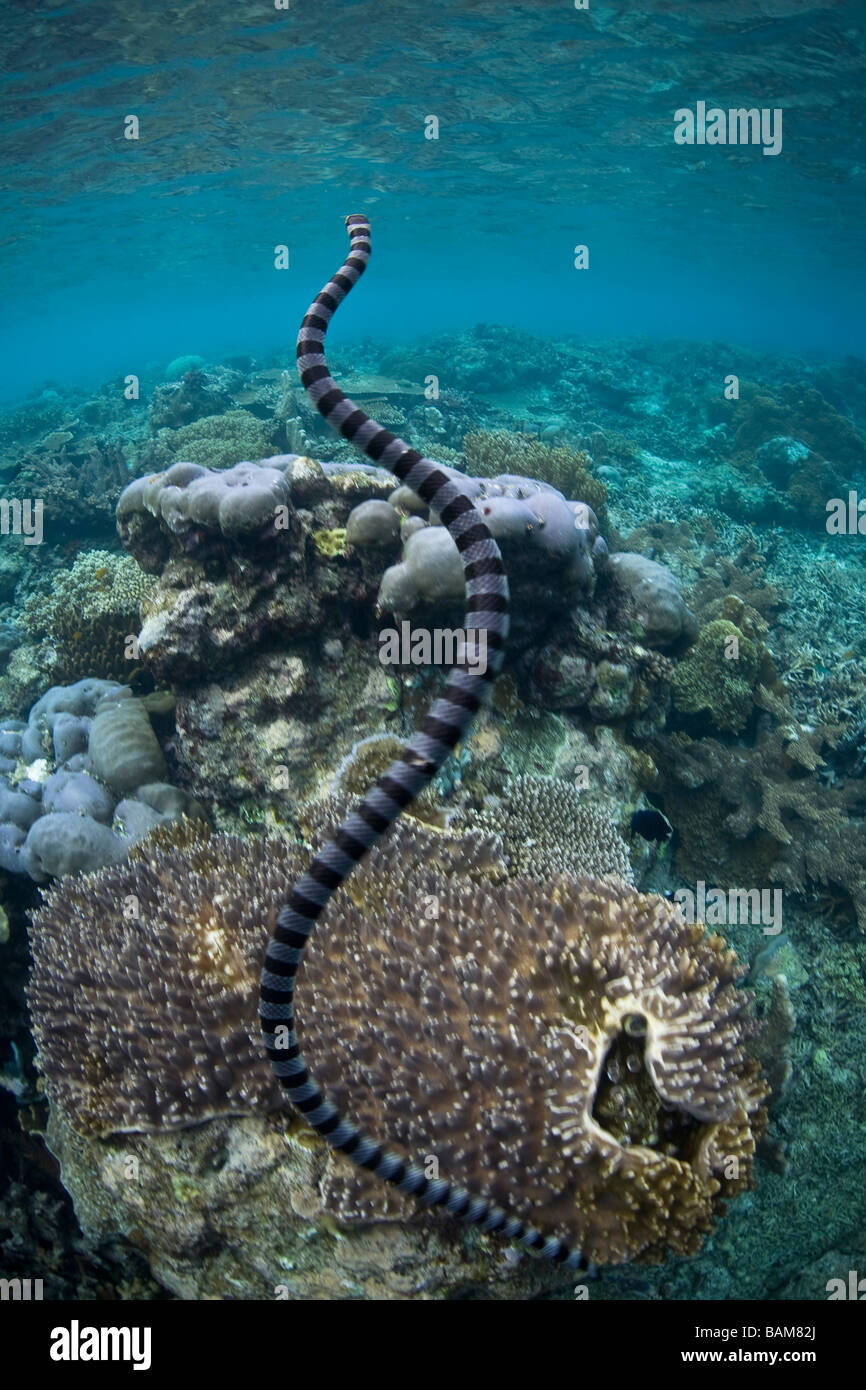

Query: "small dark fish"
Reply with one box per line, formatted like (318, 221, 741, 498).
(630, 808, 673, 842)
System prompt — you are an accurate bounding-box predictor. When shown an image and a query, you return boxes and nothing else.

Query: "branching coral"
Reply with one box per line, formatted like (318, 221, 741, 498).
(24, 550, 154, 684)
(135, 409, 277, 475)
(463, 430, 608, 519)
(27, 818, 765, 1266)
(15, 436, 132, 539)
(655, 727, 866, 927)
(453, 773, 633, 883)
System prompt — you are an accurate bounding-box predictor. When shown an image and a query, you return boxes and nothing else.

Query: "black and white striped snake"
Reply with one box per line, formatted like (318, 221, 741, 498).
(259, 215, 586, 1269)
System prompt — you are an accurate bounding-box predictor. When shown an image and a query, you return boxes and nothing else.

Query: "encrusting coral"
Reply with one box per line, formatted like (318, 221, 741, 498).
(27, 816, 766, 1267)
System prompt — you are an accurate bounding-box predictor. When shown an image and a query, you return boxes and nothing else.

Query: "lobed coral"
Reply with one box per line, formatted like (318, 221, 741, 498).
(0, 678, 203, 881)
(376, 465, 607, 615)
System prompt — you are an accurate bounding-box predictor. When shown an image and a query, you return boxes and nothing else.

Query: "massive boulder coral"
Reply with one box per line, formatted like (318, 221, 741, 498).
(375, 468, 608, 612)
(608, 553, 698, 649)
(28, 816, 765, 1284)
(0, 678, 204, 880)
(114, 453, 684, 816)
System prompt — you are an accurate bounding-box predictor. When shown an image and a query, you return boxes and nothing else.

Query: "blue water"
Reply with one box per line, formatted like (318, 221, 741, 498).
(2, 0, 864, 401)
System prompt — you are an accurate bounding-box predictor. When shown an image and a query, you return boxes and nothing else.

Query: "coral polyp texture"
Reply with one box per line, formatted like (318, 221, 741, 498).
(27, 821, 765, 1268)
(453, 772, 634, 883)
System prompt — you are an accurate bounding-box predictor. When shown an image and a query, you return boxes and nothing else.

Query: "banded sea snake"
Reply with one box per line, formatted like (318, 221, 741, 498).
(259, 215, 586, 1269)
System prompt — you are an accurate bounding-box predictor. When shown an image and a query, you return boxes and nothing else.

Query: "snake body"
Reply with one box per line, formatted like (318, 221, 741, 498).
(259, 215, 584, 1268)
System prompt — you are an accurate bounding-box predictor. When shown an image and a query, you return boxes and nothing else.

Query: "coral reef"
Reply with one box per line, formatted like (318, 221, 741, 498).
(671, 618, 761, 733)
(114, 455, 675, 818)
(0, 679, 204, 880)
(23, 550, 154, 686)
(713, 380, 866, 472)
(27, 820, 765, 1273)
(462, 430, 608, 518)
(147, 369, 232, 431)
(1, 325, 863, 1301)
(13, 433, 133, 543)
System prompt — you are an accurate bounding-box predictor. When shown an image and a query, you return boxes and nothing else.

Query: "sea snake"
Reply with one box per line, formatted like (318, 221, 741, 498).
(260, 214, 586, 1269)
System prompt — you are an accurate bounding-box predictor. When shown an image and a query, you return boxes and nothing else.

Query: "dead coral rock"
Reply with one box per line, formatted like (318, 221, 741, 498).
(609, 553, 698, 649)
(44, 1109, 571, 1301)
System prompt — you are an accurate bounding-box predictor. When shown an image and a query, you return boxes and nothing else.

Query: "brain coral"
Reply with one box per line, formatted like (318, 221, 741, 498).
(28, 820, 765, 1266)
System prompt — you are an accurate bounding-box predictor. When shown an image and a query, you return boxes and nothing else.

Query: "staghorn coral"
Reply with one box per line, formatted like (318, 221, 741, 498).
(24, 550, 154, 685)
(27, 821, 765, 1267)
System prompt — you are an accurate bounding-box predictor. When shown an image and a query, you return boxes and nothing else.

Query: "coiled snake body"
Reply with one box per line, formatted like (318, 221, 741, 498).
(260, 215, 585, 1268)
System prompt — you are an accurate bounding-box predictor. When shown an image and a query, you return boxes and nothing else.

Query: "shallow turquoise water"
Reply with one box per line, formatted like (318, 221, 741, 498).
(1, 0, 864, 399)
